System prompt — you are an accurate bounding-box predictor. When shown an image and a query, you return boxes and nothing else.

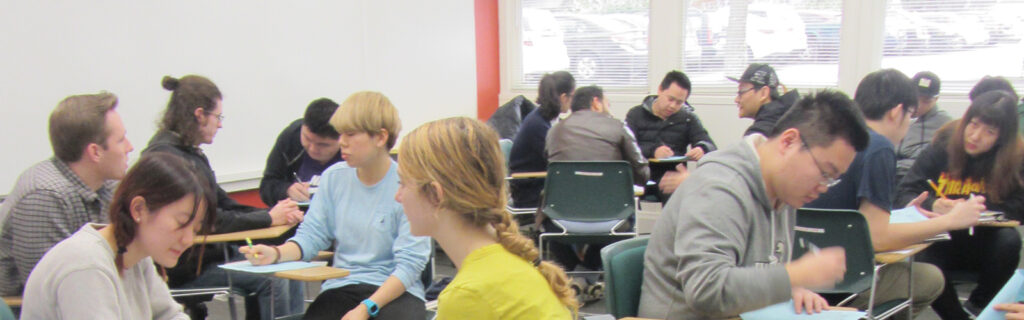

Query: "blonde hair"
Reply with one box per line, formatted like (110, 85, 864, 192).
(398, 117, 579, 313)
(330, 91, 401, 150)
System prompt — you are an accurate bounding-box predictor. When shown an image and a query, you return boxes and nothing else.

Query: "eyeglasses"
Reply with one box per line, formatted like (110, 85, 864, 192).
(205, 111, 225, 122)
(737, 87, 756, 97)
(800, 137, 841, 188)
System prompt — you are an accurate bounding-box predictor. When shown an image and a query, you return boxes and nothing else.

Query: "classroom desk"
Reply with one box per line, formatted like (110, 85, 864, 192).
(273, 266, 349, 282)
(978, 220, 1021, 228)
(2, 296, 20, 307)
(875, 243, 931, 264)
(195, 225, 294, 244)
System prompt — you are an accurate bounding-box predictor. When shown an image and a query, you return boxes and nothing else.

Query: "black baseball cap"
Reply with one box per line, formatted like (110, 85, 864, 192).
(911, 71, 941, 98)
(727, 63, 779, 88)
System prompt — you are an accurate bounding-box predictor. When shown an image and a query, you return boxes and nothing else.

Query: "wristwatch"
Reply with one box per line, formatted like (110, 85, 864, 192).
(361, 298, 380, 317)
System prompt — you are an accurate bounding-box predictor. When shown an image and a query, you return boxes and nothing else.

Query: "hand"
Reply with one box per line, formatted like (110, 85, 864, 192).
(658, 164, 689, 194)
(792, 287, 828, 314)
(787, 247, 846, 290)
(995, 303, 1024, 319)
(684, 147, 705, 161)
(341, 303, 371, 320)
(932, 198, 965, 215)
(239, 244, 278, 266)
(942, 196, 985, 230)
(654, 146, 674, 159)
(906, 192, 941, 218)
(286, 182, 311, 202)
(269, 199, 304, 226)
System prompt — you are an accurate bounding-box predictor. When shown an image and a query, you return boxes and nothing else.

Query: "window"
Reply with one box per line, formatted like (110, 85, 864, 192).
(517, 0, 650, 89)
(880, 0, 1024, 92)
(682, 0, 842, 88)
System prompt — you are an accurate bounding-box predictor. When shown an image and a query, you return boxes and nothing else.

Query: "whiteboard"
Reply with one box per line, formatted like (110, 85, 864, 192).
(0, 1, 478, 192)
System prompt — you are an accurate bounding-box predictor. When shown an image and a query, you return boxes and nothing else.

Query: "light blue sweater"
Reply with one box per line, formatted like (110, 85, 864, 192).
(289, 160, 431, 300)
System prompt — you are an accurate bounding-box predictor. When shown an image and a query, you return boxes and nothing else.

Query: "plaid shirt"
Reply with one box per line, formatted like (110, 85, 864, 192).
(0, 157, 115, 295)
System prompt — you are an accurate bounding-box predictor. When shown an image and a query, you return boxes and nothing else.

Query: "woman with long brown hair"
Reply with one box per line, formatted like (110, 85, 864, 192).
(897, 90, 1024, 319)
(21, 152, 216, 319)
(395, 117, 577, 319)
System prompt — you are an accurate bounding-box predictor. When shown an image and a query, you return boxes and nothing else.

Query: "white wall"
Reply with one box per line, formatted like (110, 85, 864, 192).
(0, 1, 477, 192)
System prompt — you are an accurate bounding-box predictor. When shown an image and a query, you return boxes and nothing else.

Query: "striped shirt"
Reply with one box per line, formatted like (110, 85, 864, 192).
(0, 157, 115, 296)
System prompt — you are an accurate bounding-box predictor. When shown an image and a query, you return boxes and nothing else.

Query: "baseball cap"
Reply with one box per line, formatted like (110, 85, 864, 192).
(726, 63, 779, 88)
(911, 71, 941, 97)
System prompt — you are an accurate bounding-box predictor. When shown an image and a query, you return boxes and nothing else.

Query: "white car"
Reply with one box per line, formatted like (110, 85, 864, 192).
(521, 8, 570, 78)
(706, 4, 808, 61)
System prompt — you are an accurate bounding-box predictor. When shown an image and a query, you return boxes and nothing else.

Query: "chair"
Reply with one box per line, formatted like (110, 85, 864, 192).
(538, 161, 637, 271)
(500, 138, 538, 225)
(793, 208, 912, 320)
(600, 236, 648, 319)
(0, 296, 16, 320)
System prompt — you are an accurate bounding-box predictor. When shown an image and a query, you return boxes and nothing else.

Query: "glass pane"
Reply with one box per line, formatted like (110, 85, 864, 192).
(520, 0, 650, 88)
(683, 0, 842, 88)
(881, 0, 1024, 91)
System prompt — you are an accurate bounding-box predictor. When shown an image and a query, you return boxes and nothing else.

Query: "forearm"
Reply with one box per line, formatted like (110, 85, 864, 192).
(366, 276, 408, 307)
(275, 241, 304, 262)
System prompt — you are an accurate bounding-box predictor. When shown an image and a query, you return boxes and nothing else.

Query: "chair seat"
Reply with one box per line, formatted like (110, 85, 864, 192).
(555, 219, 623, 234)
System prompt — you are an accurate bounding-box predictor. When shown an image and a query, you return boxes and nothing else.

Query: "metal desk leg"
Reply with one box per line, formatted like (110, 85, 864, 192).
(223, 245, 238, 320)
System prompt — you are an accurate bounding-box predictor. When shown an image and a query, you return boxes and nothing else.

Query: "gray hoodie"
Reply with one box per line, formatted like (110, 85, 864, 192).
(638, 136, 795, 319)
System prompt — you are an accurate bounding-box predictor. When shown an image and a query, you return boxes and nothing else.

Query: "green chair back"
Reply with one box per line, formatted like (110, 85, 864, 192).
(601, 237, 648, 319)
(0, 298, 14, 320)
(541, 161, 635, 223)
(793, 208, 876, 294)
(498, 139, 513, 169)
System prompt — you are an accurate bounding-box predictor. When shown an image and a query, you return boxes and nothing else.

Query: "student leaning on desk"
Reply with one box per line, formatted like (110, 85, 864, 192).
(895, 90, 1024, 318)
(397, 117, 576, 319)
(21, 152, 216, 320)
(259, 97, 344, 206)
(144, 75, 304, 319)
(638, 90, 866, 319)
(241, 91, 431, 320)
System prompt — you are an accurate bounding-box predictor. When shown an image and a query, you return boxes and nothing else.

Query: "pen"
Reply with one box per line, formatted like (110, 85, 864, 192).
(926, 179, 946, 199)
(245, 237, 259, 259)
(968, 194, 976, 236)
(292, 172, 302, 184)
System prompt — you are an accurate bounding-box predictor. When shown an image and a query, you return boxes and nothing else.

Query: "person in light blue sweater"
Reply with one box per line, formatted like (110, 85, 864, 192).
(242, 91, 431, 320)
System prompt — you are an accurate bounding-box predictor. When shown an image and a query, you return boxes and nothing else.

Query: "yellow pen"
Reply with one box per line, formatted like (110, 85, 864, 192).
(245, 237, 259, 259)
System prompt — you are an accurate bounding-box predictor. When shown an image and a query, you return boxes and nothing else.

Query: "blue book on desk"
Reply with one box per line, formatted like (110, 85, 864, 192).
(219, 260, 322, 274)
(740, 301, 866, 320)
(977, 269, 1024, 320)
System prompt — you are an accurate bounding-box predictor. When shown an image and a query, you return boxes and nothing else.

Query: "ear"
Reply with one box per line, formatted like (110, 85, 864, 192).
(128, 196, 148, 223)
(777, 128, 801, 154)
(888, 104, 905, 122)
(83, 143, 103, 163)
(374, 129, 390, 148)
(757, 86, 771, 102)
(193, 107, 206, 123)
(590, 97, 603, 112)
(427, 181, 444, 207)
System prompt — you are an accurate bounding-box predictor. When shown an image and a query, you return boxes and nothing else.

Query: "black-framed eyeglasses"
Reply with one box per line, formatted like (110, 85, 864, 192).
(205, 111, 225, 122)
(800, 137, 841, 188)
(737, 87, 756, 97)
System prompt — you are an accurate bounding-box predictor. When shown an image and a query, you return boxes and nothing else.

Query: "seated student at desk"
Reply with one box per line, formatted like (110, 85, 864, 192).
(509, 71, 575, 208)
(21, 152, 216, 320)
(242, 91, 431, 320)
(896, 90, 1024, 318)
(145, 75, 304, 319)
(543, 85, 648, 271)
(639, 90, 866, 319)
(259, 98, 343, 206)
(625, 70, 715, 200)
(0, 92, 134, 297)
(396, 117, 576, 319)
(805, 69, 983, 317)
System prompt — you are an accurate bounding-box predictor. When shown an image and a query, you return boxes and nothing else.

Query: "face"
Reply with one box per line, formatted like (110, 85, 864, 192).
(300, 125, 342, 163)
(395, 175, 438, 237)
(196, 99, 224, 145)
(133, 194, 205, 268)
(96, 110, 134, 180)
(653, 83, 689, 119)
(774, 134, 856, 208)
(964, 118, 1000, 156)
(914, 96, 937, 117)
(338, 130, 386, 168)
(734, 82, 764, 119)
